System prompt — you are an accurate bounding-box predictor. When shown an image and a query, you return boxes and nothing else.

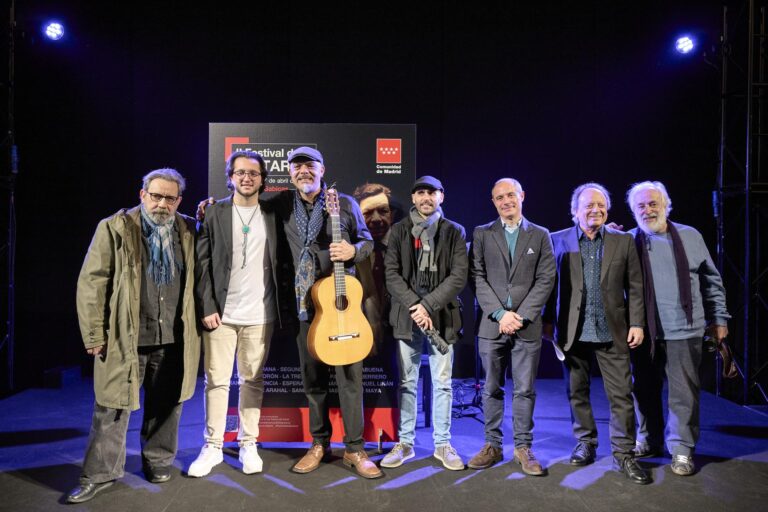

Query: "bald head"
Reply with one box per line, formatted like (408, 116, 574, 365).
(492, 178, 525, 224)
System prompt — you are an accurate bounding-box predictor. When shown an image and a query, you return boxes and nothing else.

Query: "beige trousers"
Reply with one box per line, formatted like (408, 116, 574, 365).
(203, 322, 273, 446)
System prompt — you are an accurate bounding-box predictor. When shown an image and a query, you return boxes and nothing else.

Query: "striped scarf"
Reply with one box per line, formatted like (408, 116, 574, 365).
(140, 206, 180, 286)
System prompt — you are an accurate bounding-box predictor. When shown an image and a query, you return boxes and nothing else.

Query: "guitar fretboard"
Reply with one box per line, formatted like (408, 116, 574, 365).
(330, 212, 347, 301)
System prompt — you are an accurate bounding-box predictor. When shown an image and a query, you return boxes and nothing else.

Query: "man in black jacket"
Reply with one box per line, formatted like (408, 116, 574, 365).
(381, 176, 468, 471)
(276, 147, 382, 479)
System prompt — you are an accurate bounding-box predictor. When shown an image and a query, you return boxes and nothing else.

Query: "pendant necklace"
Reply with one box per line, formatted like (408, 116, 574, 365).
(234, 204, 258, 268)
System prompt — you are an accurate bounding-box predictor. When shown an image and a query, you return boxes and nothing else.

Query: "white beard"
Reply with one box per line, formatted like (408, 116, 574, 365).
(636, 210, 667, 234)
(299, 183, 318, 194)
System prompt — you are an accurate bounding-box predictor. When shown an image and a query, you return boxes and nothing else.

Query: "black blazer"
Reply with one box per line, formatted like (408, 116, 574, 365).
(544, 225, 645, 354)
(195, 196, 287, 327)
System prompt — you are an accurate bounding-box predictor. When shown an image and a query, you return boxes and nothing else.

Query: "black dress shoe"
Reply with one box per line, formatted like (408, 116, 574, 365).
(569, 441, 596, 466)
(614, 456, 652, 485)
(145, 466, 172, 483)
(66, 481, 115, 504)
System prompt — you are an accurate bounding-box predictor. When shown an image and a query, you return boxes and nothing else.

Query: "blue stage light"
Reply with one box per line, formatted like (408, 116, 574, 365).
(675, 36, 695, 54)
(43, 21, 65, 41)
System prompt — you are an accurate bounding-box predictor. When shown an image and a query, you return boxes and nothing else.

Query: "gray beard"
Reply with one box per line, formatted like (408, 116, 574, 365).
(148, 210, 172, 225)
(636, 211, 667, 234)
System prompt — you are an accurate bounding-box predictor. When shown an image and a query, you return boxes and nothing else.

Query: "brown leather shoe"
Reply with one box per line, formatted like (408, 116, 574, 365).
(342, 450, 383, 479)
(514, 446, 545, 476)
(292, 443, 331, 474)
(467, 443, 503, 469)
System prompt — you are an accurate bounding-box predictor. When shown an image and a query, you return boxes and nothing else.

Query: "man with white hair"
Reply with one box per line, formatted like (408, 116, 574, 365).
(626, 181, 730, 476)
(544, 182, 651, 485)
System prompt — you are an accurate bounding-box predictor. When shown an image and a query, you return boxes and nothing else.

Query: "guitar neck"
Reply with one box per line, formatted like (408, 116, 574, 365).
(330, 212, 347, 296)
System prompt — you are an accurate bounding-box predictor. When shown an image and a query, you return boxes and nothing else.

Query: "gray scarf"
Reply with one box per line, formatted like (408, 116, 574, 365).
(410, 206, 441, 290)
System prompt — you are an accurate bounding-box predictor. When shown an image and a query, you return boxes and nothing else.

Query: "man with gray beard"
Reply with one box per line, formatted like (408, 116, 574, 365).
(626, 181, 730, 476)
(67, 169, 200, 503)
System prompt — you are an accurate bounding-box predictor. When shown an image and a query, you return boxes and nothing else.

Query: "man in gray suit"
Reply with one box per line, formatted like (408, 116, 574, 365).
(468, 178, 555, 475)
(543, 182, 651, 485)
(189, 150, 284, 477)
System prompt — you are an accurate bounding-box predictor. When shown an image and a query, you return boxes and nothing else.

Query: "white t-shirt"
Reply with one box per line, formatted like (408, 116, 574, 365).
(221, 204, 276, 325)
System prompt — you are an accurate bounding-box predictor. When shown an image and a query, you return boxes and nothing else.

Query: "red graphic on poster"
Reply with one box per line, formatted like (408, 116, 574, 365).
(376, 139, 402, 164)
(224, 137, 250, 161)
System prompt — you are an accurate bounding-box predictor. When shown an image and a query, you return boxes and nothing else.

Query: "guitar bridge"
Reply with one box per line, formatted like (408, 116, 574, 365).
(329, 333, 360, 341)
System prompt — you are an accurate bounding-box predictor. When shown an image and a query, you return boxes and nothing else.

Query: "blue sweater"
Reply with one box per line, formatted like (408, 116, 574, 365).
(630, 222, 730, 340)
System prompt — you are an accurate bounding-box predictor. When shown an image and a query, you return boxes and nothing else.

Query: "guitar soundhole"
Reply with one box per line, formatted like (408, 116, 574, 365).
(335, 295, 349, 311)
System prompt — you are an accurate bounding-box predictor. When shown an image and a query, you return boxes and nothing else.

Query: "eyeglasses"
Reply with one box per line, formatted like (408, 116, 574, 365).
(232, 169, 262, 179)
(289, 161, 321, 173)
(146, 192, 179, 205)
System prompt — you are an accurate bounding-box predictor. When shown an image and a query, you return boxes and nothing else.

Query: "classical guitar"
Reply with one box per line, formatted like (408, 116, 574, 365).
(308, 188, 374, 365)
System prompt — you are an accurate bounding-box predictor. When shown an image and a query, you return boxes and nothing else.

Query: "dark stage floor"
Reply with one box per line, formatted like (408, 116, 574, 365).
(1, 376, 767, 512)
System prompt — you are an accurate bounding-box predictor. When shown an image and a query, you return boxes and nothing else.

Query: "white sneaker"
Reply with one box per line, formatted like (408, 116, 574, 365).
(188, 444, 223, 477)
(239, 441, 263, 474)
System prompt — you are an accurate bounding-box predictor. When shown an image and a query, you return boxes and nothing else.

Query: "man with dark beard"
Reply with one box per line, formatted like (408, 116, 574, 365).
(626, 181, 730, 476)
(381, 176, 468, 471)
(67, 168, 200, 503)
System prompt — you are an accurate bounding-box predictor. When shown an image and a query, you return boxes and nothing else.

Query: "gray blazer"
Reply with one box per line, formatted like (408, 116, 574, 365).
(471, 217, 555, 340)
(195, 196, 283, 326)
(544, 225, 645, 354)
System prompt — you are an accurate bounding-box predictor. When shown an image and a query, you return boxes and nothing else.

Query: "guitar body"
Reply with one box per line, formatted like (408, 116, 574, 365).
(308, 274, 374, 366)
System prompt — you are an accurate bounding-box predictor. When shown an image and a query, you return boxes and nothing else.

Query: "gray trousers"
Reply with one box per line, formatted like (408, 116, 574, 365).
(479, 335, 541, 448)
(564, 341, 636, 458)
(80, 345, 184, 484)
(632, 336, 703, 457)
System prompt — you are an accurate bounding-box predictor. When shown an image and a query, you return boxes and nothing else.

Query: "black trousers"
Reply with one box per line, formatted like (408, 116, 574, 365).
(564, 341, 636, 458)
(296, 320, 364, 452)
(80, 344, 184, 484)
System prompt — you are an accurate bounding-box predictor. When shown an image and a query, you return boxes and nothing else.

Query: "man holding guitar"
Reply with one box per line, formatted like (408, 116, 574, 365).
(274, 147, 382, 479)
(381, 176, 469, 471)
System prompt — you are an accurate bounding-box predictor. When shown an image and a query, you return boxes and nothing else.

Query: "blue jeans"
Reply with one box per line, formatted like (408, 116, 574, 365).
(396, 328, 454, 447)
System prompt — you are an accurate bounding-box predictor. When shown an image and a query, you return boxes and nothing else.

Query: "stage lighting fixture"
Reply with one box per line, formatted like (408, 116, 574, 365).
(675, 35, 695, 54)
(43, 21, 65, 41)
